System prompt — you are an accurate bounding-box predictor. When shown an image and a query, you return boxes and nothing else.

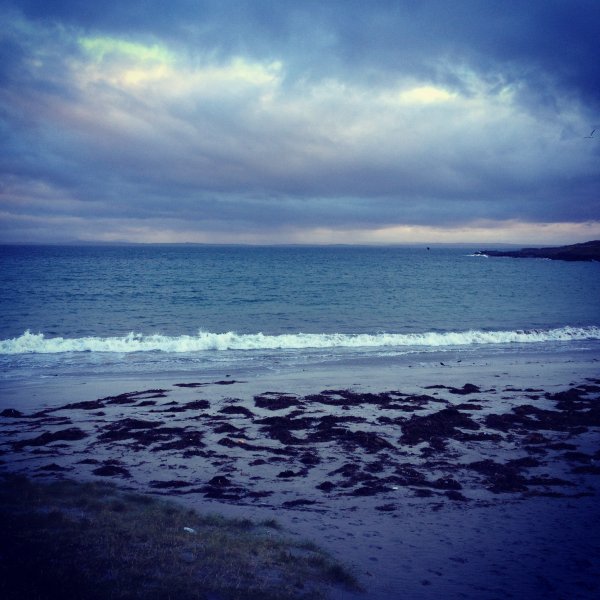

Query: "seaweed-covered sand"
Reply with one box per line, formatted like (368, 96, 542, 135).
(1, 352, 599, 599)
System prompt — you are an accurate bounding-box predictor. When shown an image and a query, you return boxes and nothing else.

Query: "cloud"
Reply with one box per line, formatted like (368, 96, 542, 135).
(13, 1, 600, 104)
(1, 2, 599, 243)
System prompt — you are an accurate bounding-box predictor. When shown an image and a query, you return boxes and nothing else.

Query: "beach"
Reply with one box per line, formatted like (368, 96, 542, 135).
(2, 347, 599, 599)
(3, 0, 600, 596)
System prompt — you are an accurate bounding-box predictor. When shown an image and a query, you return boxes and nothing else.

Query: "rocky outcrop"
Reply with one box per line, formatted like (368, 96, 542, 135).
(476, 240, 600, 262)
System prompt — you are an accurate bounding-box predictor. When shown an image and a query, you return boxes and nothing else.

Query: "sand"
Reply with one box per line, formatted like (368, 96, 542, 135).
(1, 348, 599, 599)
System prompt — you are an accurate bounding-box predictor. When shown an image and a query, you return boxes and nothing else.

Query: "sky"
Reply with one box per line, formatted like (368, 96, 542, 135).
(1, 0, 599, 245)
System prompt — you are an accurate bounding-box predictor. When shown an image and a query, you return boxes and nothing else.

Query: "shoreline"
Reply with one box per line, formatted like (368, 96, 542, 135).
(2, 343, 599, 406)
(1, 350, 599, 598)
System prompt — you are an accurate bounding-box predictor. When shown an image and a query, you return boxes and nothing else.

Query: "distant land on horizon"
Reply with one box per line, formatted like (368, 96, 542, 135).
(476, 240, 600, 262)
(0, 240, 593, 249)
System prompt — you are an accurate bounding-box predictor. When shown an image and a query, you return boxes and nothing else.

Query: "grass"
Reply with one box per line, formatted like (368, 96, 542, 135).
(0, 475, 361, 600)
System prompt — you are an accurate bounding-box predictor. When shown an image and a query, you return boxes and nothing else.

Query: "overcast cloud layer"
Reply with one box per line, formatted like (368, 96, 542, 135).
(1, 0, 599, 244)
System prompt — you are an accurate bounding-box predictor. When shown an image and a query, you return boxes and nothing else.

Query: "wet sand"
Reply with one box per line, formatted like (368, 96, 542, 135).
(1, 349, 599, 599)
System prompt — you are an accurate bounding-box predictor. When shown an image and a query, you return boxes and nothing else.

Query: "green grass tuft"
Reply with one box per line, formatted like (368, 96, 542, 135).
(0, 475, 361, 600)
(259, 517, 283, 530)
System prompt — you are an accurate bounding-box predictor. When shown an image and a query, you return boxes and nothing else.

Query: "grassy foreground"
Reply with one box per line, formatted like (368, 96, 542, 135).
(0, 475, 360, 600)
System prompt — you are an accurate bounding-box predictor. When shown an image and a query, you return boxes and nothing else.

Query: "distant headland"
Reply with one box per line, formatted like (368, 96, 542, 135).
(475, 240, 600, 262)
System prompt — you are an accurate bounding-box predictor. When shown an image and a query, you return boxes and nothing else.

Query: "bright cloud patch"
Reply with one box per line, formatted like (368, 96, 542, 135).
(79, 36, 175, 63)
(396, 85, 456, 104)
(78, 35, 281, 92)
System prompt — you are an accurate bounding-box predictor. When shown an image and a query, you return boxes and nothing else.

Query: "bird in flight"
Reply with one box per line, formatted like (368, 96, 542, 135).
(584, 129, 596, 138)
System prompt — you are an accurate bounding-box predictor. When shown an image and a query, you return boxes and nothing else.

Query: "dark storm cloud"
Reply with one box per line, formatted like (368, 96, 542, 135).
(13, 0, 600, 107)
(1, 1, 599, 243)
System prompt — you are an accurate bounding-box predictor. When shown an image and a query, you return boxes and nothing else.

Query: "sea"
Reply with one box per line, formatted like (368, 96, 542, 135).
(1, 244, 599, 383)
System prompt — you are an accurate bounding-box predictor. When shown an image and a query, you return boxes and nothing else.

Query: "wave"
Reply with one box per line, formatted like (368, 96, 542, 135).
(1, 326, 599, 355)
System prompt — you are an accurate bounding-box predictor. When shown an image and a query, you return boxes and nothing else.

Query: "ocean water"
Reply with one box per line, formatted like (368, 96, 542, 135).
(1, 244, 599, 381)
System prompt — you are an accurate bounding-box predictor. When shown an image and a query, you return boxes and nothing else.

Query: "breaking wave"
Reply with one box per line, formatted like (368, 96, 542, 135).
(1, 326, 599, 355)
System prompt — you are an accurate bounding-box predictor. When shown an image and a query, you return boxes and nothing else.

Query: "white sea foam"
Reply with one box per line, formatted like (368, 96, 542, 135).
(1, 326, 599, 355)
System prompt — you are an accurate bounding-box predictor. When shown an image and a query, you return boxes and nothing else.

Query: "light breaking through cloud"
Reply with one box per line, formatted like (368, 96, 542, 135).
(1, 1, 599, 244)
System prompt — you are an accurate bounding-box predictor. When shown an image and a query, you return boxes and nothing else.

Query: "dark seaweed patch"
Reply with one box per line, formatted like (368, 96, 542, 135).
(254, 393, 301, 410)
(4, 380, 599, 509)
(57, 399, 106, 411)
(467, 460, 528, 493)
(92, 464, 131, 478)
(14, 428, 88, 449)
(0, 409, 23, 418)
(282, 499, 317, 508)
(149, 480, 191, 489)
(102, 390, 169, 405)
(219, 406, 255, 418)
(399, 408, 479, 447)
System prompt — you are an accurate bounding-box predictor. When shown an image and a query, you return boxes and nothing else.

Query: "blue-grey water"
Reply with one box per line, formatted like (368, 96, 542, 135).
(1, 244, 599, 381)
